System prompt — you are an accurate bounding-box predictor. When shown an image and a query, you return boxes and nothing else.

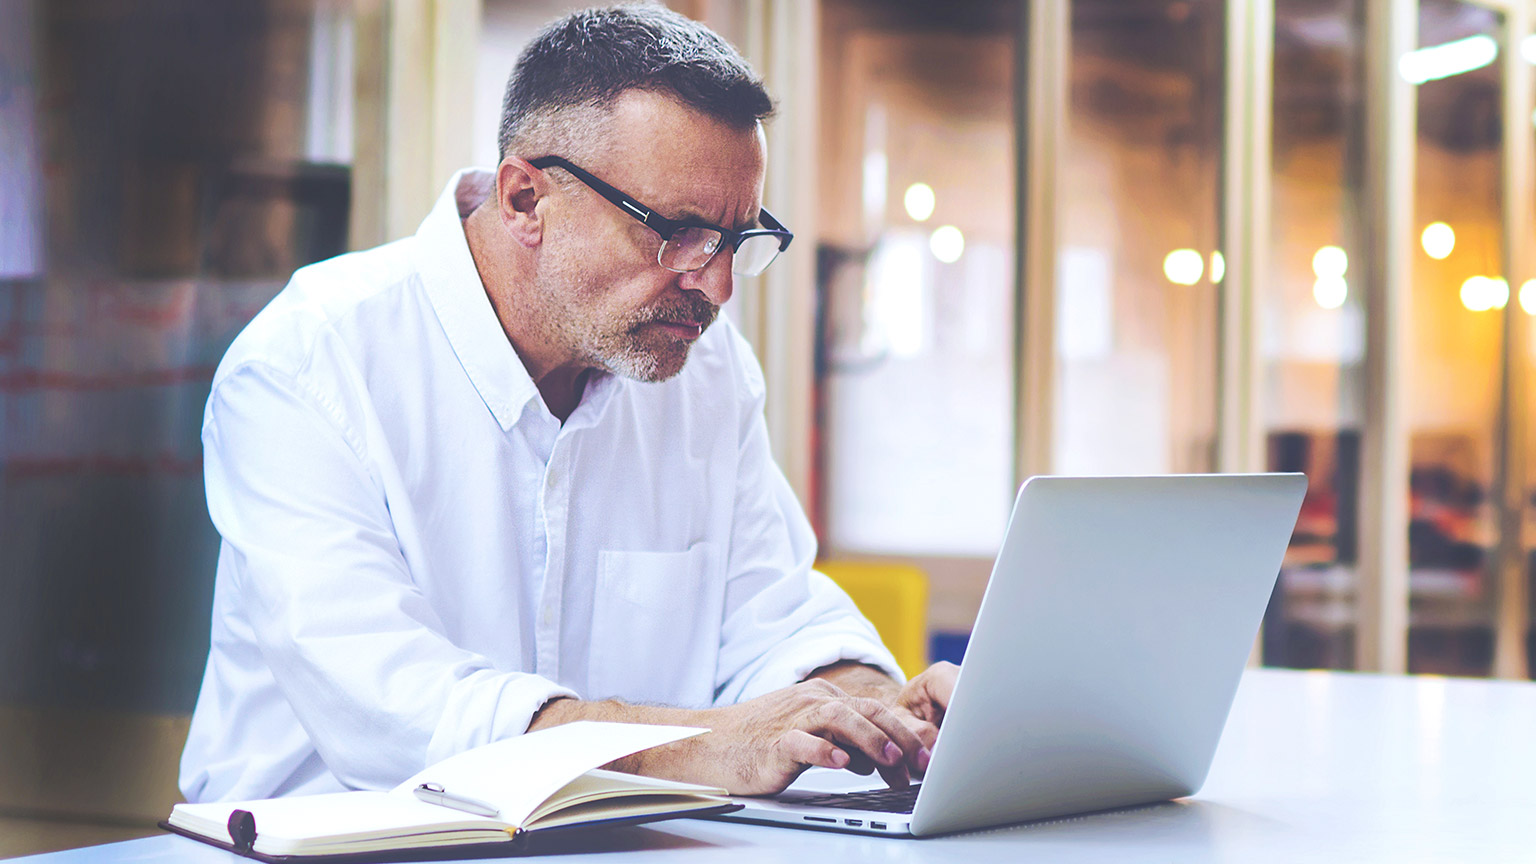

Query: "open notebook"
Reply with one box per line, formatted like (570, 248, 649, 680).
(163, 722, 737, 861)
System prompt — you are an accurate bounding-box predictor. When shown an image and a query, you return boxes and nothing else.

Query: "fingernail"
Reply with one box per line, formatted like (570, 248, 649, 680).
(882, 742, 901, 764)
(831, 749, 849, 768)
(917, 747, 931, 771)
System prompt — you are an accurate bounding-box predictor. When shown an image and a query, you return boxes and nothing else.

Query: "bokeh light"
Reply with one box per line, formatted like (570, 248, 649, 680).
(1312, 246, 1348, 279)
(903, 183, 936, 222)
(1313, 276, 1347, 309)
(1163, 249, 1204, 286)
(1421, 222, 1455, 259)
(1460, 276, 1509, 312)
(929, 225, 965, 264)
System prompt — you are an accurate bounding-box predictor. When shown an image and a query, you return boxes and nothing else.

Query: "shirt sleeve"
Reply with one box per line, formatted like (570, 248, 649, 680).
(202, 360, 576, 791)
(711, 345, 904, 706)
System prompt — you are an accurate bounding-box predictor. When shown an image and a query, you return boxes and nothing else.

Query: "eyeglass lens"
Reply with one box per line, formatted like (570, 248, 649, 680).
(658, 229, 783, 277)
(731, 235, 782, 276)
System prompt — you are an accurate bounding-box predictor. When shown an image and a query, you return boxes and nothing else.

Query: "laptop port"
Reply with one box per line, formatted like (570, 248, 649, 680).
(804, 816, 837, 824)
(844, 819, 863, 827)
(870, 822, 887, 830)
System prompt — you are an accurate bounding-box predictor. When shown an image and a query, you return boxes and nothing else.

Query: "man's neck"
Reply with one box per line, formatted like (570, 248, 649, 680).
(463, 204, 590, 423)
(538, 367, 591, 423)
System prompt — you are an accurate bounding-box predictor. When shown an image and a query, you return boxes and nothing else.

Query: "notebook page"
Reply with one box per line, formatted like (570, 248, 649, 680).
(392, 721, 709, 826)
(526, 768, 727, 826)
(170, 790, 503, 852)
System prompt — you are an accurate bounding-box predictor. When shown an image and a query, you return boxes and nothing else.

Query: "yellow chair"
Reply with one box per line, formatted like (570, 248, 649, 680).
(815, 560, 929, 679)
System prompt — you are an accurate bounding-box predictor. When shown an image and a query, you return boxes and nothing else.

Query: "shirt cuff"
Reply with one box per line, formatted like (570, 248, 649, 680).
(425, 668, 579, 766)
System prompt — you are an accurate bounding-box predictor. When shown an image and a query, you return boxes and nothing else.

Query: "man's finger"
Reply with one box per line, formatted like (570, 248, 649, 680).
(846, 696, 930, 773)
(875, 760, 911, 789)
(843, 751, 877, 776)
(821, 722, 909, 789)
(899, 715, 939, 752)
(807, 697, 927, 781)
(900, 662, 960, 726)
(776, 728, 849, 772)
(808, 700, 905, 768)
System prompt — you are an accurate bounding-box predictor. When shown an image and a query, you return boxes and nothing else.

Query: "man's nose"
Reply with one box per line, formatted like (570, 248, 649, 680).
(679, 248, 735, 307)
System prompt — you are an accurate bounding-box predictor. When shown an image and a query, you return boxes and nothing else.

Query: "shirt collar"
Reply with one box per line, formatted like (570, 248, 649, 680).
(414, 169, 539, 431)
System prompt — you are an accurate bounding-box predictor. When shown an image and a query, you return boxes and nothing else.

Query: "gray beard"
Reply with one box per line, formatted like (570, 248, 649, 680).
(586, 295, 720, 383)
(529, 251, 719, 384)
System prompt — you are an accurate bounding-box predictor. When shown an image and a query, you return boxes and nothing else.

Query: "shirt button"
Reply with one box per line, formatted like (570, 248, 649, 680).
(545, 471, 557, 490)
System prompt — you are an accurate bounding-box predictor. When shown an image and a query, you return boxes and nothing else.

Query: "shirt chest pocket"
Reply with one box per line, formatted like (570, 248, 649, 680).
(587, 543, 722, 707)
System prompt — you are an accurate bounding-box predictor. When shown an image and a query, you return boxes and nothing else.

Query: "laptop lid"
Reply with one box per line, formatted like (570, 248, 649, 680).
(906, 473, 1305, 836)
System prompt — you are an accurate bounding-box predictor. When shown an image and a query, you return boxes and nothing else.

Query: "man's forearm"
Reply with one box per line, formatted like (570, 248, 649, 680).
(527, 672, 932, 794)
(529, 694, 695, 730)
(806, 660, 902, 702)
(527, 696, 714, 779)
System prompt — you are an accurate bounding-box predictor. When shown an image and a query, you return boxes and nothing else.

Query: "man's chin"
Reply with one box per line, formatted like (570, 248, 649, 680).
(604, 342, 692, 383)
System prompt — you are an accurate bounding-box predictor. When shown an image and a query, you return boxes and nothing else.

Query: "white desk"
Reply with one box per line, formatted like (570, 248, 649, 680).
(13, 669, 1536, 863)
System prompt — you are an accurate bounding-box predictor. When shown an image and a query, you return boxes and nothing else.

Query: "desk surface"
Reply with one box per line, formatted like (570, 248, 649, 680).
(15, 669, 1536, 864)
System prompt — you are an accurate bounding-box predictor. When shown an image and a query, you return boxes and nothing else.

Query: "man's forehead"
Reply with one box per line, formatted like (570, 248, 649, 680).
(599, 89, 764, 149)
(590, 91, 766, 221)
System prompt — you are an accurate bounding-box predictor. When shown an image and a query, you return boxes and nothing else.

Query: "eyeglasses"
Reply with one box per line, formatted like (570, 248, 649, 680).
(528, 155, 794, 277)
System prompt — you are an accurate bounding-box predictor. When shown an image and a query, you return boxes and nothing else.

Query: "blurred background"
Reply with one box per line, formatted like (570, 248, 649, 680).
(1, 0, 1533, 854)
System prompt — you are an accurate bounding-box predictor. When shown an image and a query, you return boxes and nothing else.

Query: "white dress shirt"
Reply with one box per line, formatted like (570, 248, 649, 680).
(179, 170, 900, 803)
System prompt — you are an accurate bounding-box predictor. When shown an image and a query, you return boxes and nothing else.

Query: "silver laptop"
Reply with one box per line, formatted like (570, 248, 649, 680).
(715, 473, 1307, 837)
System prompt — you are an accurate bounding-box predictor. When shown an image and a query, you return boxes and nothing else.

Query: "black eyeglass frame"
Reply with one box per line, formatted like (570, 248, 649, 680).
(527, 155, 794, 273)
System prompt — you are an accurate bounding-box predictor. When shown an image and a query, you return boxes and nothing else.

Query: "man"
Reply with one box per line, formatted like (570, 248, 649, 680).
(180, 4, 955, 804)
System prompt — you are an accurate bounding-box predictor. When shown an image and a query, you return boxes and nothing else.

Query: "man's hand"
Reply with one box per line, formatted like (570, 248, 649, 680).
(696, 678, 931, 793)
(808, 660, 959, 764)
(528, 677, 929, 796)
(889, 661, 958, 744)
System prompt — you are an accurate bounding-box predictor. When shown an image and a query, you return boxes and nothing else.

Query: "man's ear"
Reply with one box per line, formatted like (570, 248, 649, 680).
(495, 157, 547, 247)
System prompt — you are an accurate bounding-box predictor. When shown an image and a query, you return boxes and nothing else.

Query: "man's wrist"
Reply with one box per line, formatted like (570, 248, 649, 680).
(805, 659, 902, 702)
(525, 695, 714, 778)
(529, 695, 699, 729)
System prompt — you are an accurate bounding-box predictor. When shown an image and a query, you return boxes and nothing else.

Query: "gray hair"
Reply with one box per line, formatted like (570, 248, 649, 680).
(496, 4, 774, 161)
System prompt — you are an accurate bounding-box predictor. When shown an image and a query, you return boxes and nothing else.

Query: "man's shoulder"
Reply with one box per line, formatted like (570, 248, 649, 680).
(215, 238, 422, 384)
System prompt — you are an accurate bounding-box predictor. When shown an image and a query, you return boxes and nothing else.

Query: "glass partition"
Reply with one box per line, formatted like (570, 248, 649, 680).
(1053, 0, 1222, 477)
(1406, 0, 1505, 676)
(1262, 0, 1368, 670)
(815, 1, 1019, 586)
(1525, 20, 1536, 679)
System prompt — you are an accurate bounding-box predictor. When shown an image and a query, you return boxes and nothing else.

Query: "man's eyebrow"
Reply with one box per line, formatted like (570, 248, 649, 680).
(669, 205, 762, 233)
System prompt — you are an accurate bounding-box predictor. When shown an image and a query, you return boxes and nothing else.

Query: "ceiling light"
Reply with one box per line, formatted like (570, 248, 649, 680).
(930, 225, 965, 264)
(1421, 222, 1455, 259)
(1461, 276, 1488, 311)
(1461, 276, 1509, 312)
(1490, 278, 1509, 309)
(1312, 246, 1348, 279)
(903, 183, 936, 222)
(1398, 35, 1498, 85)
(1163, 249, 1203, 286)
(1314, 276, 1347, 309)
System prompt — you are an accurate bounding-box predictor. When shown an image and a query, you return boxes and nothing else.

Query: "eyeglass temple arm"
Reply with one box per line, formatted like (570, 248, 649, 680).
(528, 155, 678, 230)
(531, 154, 791, 248)
(755, 208, 793, 251)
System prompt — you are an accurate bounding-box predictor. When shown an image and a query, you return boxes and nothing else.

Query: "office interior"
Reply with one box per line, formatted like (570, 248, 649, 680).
(1, 0, 1533, 856)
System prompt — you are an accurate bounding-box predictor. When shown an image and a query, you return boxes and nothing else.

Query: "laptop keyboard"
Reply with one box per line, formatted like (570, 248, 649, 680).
(792, 783, 922, 813)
